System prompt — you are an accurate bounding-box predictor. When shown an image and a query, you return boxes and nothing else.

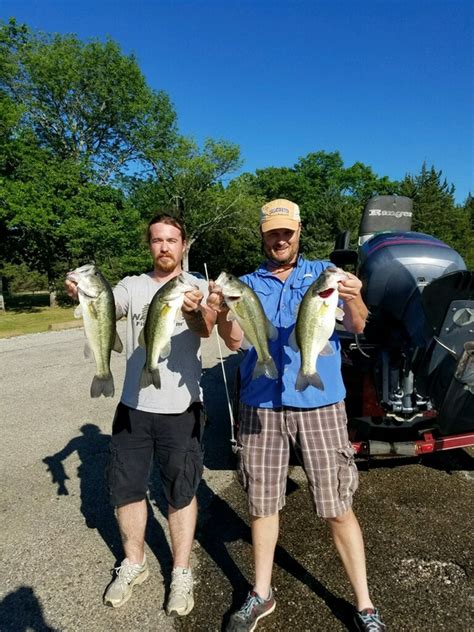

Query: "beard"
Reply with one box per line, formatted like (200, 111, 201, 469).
(156, 255, 178, 272)
(263, 243, 298, 266)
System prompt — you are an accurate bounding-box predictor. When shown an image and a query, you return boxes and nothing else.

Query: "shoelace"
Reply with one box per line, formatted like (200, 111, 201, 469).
(114, 562, 144, 585)
(237, 593, 263, 619)
(358, 610, 385, 632)
(170, 570, 193, 598)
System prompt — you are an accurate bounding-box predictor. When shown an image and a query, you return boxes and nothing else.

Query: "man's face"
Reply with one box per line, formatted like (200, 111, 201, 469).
(149, 222, 186, 273)
(262, 226, 301, 265)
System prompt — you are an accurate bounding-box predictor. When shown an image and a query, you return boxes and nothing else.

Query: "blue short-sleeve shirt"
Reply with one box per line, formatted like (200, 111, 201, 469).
(239, 256, 346, 409)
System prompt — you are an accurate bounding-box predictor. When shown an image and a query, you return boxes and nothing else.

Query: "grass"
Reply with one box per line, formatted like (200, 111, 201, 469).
(0, 306, 78, 338)
(0, 292, 78, 338)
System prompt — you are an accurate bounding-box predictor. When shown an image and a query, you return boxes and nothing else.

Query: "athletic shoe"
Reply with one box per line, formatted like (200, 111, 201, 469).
(103, 555, 149, 608)
(166, 567, 194, 616)
(354, 607, 387, 631)
(226, 589, 276, 631)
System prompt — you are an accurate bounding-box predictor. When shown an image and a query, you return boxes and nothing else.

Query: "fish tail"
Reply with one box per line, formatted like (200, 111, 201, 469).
(140, 366, 161, 389)
(90, 374, 114, 398)
(263, 358, 278, 380)
(296, 370, 325, 392)
(252, 358, 278, 381)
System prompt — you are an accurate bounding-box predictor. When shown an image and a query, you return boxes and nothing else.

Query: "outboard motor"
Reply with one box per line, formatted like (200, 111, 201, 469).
(343, 195, 474, 434)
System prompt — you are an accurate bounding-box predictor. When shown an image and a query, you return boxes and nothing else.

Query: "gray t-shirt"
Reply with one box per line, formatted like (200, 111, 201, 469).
(113, 272, 208, 414)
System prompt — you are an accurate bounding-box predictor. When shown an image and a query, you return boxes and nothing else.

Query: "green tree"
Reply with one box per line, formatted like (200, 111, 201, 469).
(246, 150, 398, 260)
(0, 19, 245, 292)
(128, 137, 244, 269)
(0, 19, 175, 299)
(187, 176, 263, 277)
(1, 19, 178, 182)
(400, 164, 473, 267)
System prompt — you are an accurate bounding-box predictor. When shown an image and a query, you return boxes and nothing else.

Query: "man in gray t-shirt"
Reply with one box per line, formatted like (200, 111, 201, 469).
(66, 214, 231, 617)
(114, 270, 208, 414)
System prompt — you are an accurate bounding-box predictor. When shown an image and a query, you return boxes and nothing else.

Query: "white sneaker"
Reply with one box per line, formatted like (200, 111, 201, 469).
(166, 567, 194, 616)
(103, 556, 149, 608)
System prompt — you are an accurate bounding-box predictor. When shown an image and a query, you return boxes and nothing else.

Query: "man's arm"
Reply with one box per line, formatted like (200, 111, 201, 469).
(216, 309, 244, 351)
(338, 273, 368, 334)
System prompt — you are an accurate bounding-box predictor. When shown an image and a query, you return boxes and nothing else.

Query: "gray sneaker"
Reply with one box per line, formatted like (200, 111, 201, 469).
(166, 567, 194, 616)
(103, 556, 149, 608)
(226, 589, 276, 632)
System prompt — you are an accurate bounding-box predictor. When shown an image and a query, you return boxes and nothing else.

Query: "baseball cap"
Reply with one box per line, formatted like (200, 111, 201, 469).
(260, 199, 301, 233)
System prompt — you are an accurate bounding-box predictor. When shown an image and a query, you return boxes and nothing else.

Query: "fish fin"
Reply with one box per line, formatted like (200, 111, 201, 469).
(87, 302, 98, 319)
(264, 358, 279, 380)
(266, 320, 278, 341)
(74, 305, 83, 319)
(296, 370, 325, 392)
(320, 341, 335, 356)
(139, 366, 152, 389)
(140, 366, 161, 389)
(252, 358, 278, 380)
(226, 311, 236, 322)
(83, 340, 93, 360)
(138, 327, 146, 348)
(288, 328, 299, 352)
(159, 340, 171, 359)
(113, 332, 123, 353)
(335, 307, 345, 321)
(90, 375, 114, 398)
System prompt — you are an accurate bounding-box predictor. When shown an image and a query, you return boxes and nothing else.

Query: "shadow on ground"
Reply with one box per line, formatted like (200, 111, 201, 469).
(0, 586, 57, 632)
(35, 351, 474, 632)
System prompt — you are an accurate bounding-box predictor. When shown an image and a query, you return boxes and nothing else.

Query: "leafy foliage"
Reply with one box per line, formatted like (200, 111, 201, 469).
(400, 164, 473, 268)
(1, 18, 471, 302)
(0, 19, 243, 291)
(246, 151, 399, 259)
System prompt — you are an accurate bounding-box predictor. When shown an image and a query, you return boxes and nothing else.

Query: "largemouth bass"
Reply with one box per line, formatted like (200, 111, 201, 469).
(289, 267, 347, 391)
(139, 274, 196, 389)
(67, 263, 123, 397)
(215, 271, 278, 380)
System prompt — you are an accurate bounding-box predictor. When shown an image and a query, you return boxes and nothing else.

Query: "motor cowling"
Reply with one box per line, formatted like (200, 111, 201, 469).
(359, 231, 466, 348)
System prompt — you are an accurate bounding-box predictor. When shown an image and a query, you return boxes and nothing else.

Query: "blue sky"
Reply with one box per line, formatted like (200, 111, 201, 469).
(2, 0, 473, 203)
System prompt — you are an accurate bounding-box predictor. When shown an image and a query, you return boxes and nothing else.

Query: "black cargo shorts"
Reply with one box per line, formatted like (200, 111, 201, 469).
(106, 401, 205, 509)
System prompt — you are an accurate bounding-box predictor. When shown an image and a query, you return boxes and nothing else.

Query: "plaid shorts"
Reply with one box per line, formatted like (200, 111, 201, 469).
(237, 401, 358, 518)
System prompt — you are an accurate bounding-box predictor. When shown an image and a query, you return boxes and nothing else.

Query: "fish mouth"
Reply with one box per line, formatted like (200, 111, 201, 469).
(318, 288, 335, 299)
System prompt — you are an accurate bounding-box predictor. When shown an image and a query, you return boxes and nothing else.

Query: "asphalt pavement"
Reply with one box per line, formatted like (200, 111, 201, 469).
(1, 324, 473, 631)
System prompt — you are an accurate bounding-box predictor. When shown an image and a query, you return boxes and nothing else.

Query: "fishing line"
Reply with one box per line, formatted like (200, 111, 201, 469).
(204, 263, 241, 453)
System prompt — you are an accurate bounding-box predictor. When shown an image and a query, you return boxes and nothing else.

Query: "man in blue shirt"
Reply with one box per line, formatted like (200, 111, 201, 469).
(208, 199, 386, 632)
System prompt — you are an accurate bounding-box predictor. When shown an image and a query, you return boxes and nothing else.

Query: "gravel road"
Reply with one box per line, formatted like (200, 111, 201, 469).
(1, 325, 472, 631)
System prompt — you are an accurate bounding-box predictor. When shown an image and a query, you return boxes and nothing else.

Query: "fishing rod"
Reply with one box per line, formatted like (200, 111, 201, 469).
(204, 263, 241, 454)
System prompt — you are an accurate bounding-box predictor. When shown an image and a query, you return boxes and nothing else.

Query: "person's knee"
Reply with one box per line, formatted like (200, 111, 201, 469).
(325, 508, 354, 526)
(168, 495, 196, 512)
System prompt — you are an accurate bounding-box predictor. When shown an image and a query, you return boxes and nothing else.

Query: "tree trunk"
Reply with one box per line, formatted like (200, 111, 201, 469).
(49, 290, 58, 308)
(182, 237, 195, 271)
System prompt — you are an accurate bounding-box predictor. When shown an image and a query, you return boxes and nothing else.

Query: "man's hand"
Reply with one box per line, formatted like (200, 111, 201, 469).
(338, 272, 363, 303)
(181, 289, 216, 337)
(338, 272, 368, 334)
(206, 281, 228, 313)
(182, 289, 204, 314)
(65, 279, 79, 300)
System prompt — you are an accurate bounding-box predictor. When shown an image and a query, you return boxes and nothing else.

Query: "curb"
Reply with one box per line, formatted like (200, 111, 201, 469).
(48, 321, 83, 332)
